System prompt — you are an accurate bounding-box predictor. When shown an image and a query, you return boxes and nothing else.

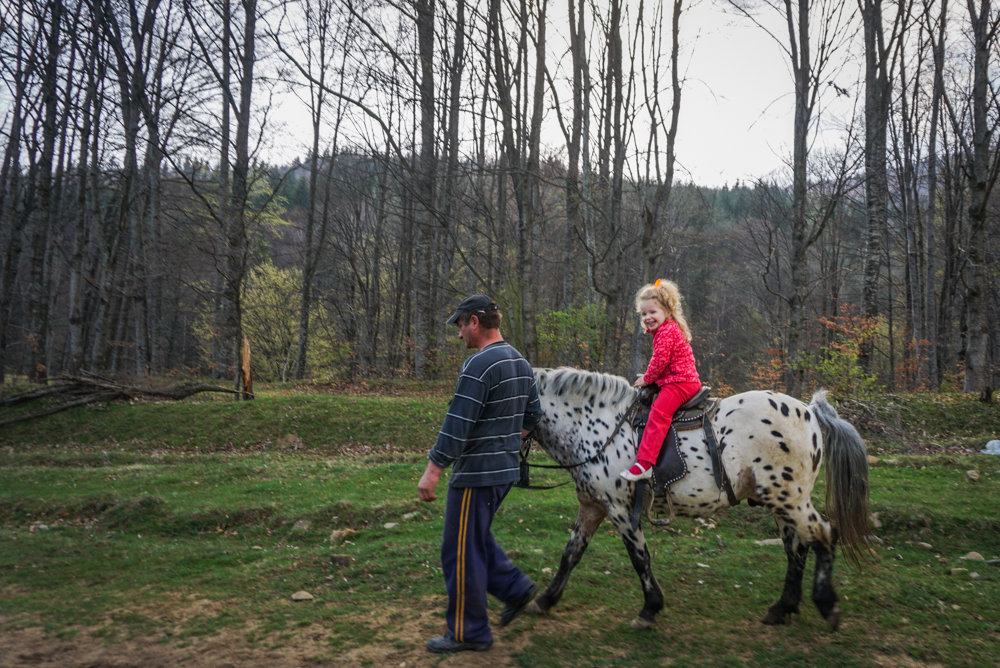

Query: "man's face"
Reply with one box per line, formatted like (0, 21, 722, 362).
(457, 315, 479, 349)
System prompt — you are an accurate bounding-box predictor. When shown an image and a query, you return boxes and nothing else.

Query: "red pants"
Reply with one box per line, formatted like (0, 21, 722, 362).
(636, 381, 702, 466)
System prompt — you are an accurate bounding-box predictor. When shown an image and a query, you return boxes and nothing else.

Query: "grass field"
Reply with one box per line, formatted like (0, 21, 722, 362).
(1, 387, 998, 667)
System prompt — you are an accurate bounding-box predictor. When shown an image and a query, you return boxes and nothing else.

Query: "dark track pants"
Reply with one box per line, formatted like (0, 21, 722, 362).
(441, 483, 533, 643)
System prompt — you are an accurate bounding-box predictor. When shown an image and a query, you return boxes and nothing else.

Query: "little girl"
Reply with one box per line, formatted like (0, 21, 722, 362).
(620, 279, 702, 481)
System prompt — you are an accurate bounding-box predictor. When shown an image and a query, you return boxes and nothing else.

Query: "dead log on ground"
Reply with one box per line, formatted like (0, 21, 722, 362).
(0, 376, 243, 427)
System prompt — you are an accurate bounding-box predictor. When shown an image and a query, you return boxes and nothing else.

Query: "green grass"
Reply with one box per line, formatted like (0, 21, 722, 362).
(0, 393, 449, 453)
(1, 447, 998, 666)
(1, 387, 998, 665)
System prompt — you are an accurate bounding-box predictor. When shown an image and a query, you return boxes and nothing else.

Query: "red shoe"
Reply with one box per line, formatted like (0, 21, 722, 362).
(619, 462, 652, 481)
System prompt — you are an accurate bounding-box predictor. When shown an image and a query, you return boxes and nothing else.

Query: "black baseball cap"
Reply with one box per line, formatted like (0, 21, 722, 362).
(445, 294, 498, 325)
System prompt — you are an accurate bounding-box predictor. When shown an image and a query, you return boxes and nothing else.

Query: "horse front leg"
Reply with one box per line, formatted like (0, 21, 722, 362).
(762, 520, 809, 625)
(608, 509, 664, 630)
(528, 501, 606, 615)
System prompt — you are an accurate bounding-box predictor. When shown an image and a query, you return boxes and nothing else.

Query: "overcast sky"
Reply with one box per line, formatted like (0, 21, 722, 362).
(664, 0, 860, 187)
(268, 0, 864, 189)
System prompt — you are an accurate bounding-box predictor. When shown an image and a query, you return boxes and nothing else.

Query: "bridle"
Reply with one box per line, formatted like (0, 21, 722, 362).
(516, 391, 647, 489)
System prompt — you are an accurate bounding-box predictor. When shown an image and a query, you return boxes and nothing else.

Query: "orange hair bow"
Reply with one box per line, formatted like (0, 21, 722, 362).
(654, 279, 662, 288)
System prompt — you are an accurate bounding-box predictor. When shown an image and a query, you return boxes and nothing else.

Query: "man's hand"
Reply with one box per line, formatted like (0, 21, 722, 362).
(634, 376, 649, 388)
(418, 461, 444, 502)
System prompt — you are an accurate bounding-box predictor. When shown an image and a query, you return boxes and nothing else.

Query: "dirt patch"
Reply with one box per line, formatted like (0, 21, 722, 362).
(0, 596, 562, 668)
(873, 653, 946, 668)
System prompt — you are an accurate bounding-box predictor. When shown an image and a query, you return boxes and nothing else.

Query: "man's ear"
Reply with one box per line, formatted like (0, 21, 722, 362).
(468, 314, 480, 330)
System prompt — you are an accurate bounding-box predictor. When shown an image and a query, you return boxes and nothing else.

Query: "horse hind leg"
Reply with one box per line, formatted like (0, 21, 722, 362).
(810, 521, 841, 631)
(762, 520, 809, 626)
(607, 508, 664, 630)
(529, 501, 606, 616)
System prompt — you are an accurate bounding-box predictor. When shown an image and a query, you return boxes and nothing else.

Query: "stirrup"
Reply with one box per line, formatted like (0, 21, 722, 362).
(620, 462, 652, 481)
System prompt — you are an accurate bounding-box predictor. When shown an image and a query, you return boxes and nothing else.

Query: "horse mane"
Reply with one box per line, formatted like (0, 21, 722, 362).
(534, 366, 637, 406)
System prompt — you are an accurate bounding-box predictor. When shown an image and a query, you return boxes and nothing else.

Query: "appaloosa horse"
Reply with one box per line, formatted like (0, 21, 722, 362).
(525, 367, 870, 630)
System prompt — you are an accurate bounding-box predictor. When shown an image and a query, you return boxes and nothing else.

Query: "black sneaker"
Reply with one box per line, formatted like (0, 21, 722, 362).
(499, 582, 538, 627)
(425, 634, 493, 653)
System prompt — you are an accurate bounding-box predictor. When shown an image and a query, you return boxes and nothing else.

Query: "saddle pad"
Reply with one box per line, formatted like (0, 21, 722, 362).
(651, 424, 687, 495)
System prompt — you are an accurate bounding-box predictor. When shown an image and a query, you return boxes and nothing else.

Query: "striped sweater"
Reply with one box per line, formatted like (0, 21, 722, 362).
(429, 342, 543, 487)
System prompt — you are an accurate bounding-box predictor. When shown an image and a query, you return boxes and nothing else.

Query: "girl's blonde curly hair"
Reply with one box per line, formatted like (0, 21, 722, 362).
(634, 279, 692, 342)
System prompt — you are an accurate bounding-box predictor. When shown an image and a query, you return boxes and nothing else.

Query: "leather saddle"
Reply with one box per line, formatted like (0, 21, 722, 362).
(632, 384, 720, 497)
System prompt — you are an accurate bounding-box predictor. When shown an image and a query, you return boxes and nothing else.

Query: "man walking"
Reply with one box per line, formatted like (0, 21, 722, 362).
(417, 295, 543, 654)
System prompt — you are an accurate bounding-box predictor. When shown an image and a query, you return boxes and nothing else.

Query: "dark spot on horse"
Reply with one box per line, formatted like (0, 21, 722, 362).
(766, 503, 775, 509)
(808, 513, 817, 522)
(698, 502, 709, 507)
(771, 430, 783, 438)
(804, 410, 811, 422)
(599, 401, 605, 408)
(748, 435, 754, 439)
(739, 399, 744, 404)
(773, 482, 782, 488)
(764, 465, 773, 470)
(795, 407, 801, 418)
(768, 398, 778, 410)
(779, 443, 790, 453)
(753, 457, 761, 462)
(780, 403, 789, 417)
(615, 479, 622, 489)
(781, 472, 794, 481)
(761, 418, 772, 425)
(798, 487, 802, 493)
(812, 433, 818, 447)
(588, 395, 595, 406)
(783, 466, 793, 472)
(689, 494, 697, 498)
(770, 474, 777, 480)
(726, 409, 736, 417)
(603, 466, 608, 477)
(696, 456, 704, 460)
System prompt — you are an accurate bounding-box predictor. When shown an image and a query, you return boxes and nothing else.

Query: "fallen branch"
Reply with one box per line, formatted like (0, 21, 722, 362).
(0, 384, 78, 407)
(0, 376, 245, 427)
(0, 392, 119, 427)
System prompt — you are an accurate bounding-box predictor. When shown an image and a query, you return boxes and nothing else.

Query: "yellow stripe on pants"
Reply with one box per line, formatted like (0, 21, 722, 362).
(456, 488, 472, 641)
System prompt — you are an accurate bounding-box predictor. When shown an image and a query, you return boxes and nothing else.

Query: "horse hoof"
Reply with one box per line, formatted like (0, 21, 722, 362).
(825, 605, 842, 632)
(760, 610, 787, 626)
(630, 616, 655, 630)
(525, 600, 547, 616)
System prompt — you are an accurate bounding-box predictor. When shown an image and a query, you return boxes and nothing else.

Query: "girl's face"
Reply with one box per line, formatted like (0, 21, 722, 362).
(639, 299, 669, 332)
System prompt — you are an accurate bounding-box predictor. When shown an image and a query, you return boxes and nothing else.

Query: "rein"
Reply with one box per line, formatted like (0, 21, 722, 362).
(517, 393, 644, 490)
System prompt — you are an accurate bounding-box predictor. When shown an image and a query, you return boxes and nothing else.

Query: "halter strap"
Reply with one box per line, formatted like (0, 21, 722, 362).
(516, 393, 643, 487)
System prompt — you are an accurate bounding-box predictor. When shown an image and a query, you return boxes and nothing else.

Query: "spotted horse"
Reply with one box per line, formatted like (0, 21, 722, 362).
(525, 367, 870, 631)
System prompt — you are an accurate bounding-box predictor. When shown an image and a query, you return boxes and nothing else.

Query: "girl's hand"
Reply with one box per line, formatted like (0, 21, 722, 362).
(634, 377, 649, 388)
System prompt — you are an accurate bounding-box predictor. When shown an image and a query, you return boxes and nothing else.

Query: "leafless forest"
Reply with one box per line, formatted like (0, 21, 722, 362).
(1, 0, 998, 400)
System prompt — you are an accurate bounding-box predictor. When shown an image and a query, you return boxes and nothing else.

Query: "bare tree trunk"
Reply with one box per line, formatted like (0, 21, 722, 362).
(68, 25, 100, 374)
(958, 0, 997, 401)
(211, 0, 233, 378)
(412, 0, 436, 378)
(0, 0, 37, 383)
(26, 0, 64, 383)
(858, 0, 892, 375)
(923, 0, 947, 387)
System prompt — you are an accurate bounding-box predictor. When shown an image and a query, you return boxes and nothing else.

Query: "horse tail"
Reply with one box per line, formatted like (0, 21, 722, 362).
(810, 390, 872, 568)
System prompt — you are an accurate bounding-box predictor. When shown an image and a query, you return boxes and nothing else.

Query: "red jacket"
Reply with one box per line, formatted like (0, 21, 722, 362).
(642, 319, 700, 386)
